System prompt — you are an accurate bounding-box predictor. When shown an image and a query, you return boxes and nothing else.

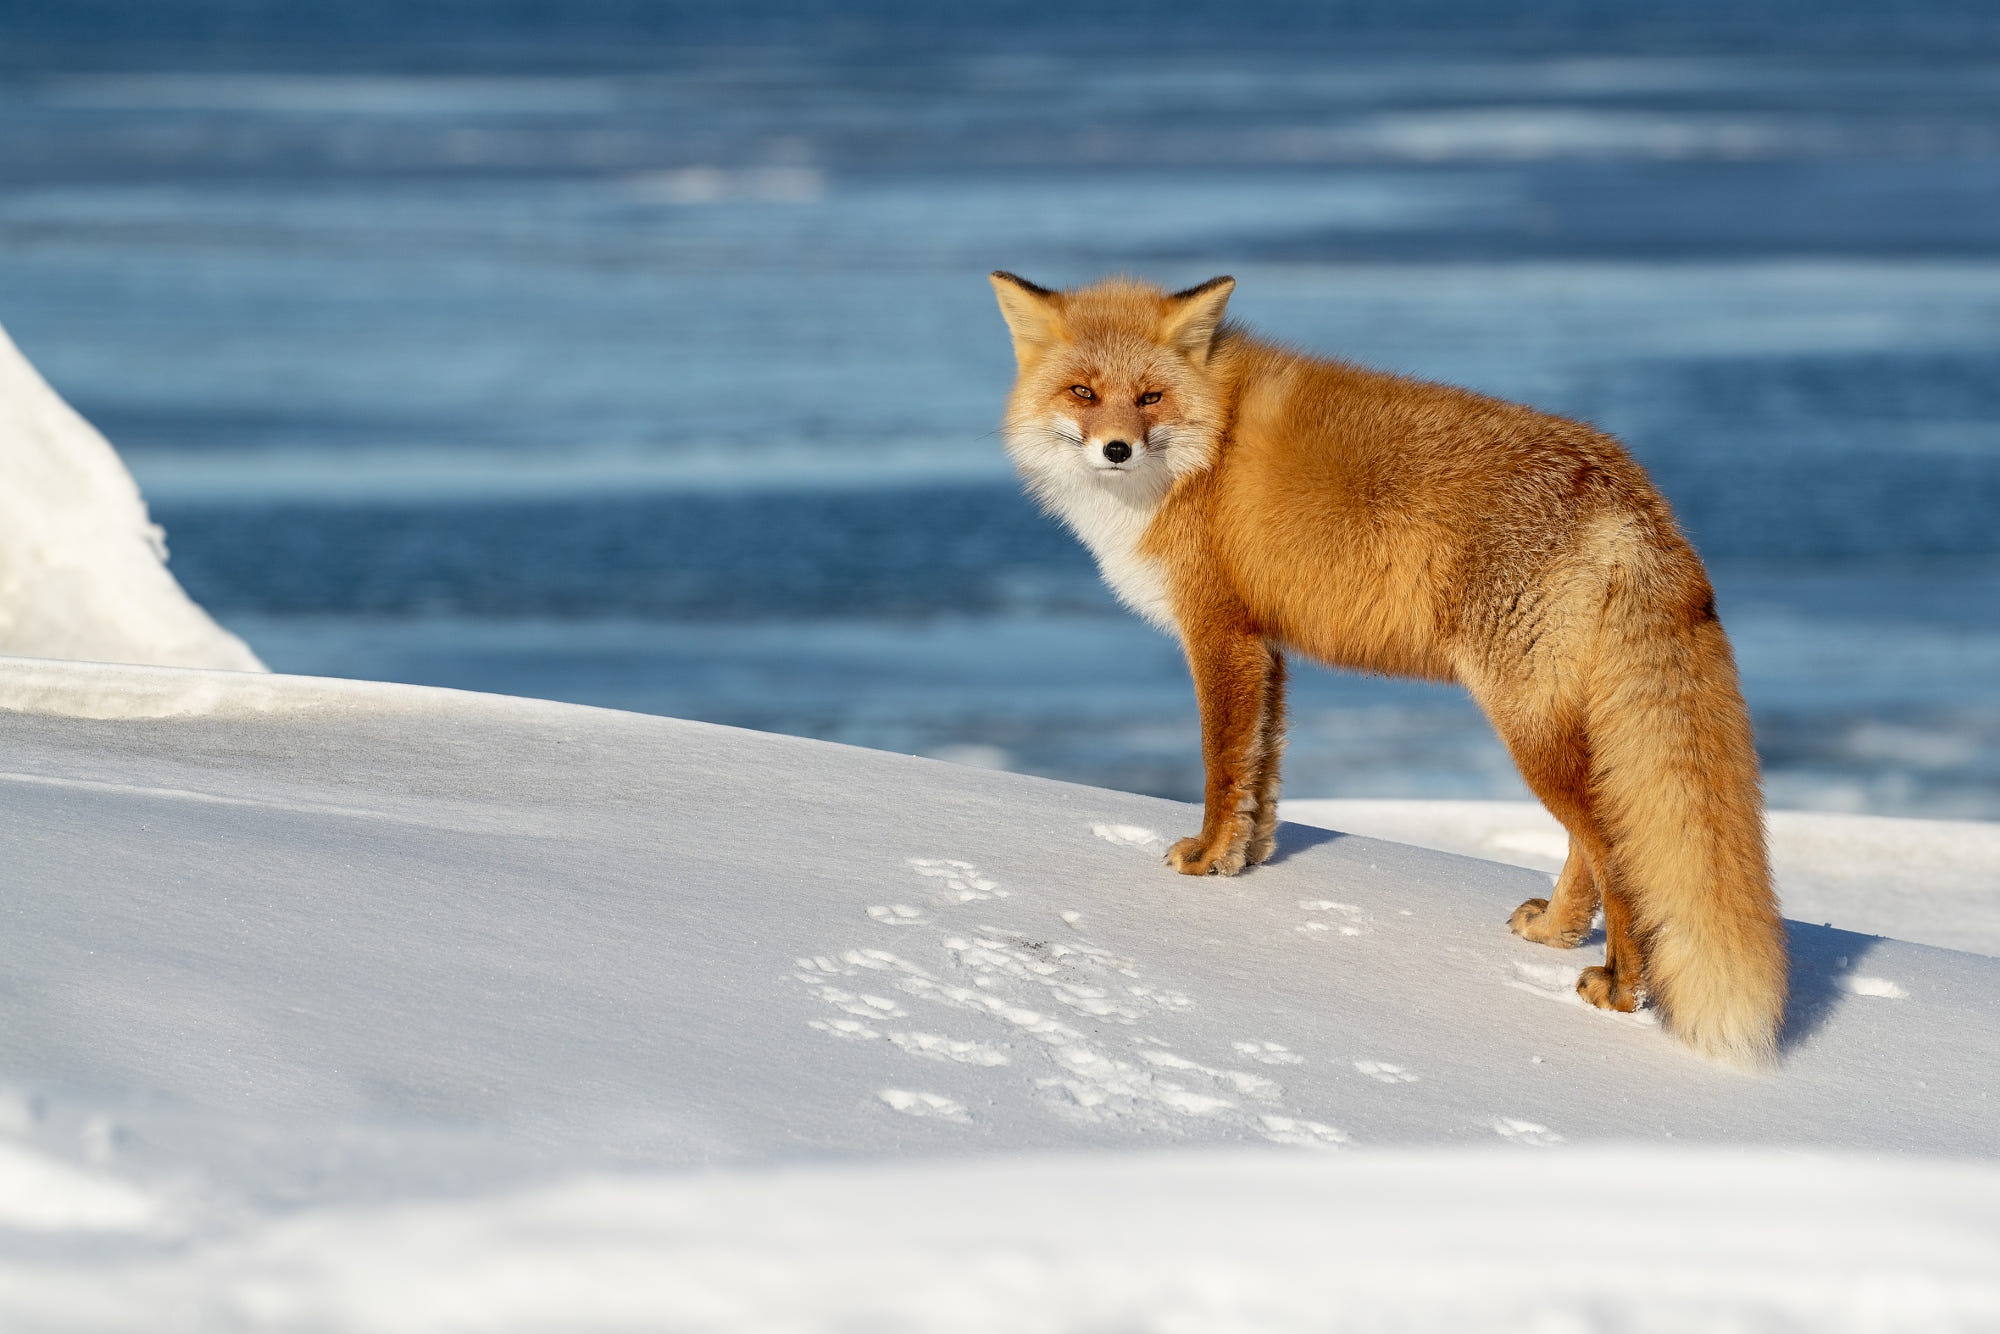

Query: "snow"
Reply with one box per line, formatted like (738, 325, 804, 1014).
(1285, 798, 2000, 958)
(7, 1150, 2000, 1333)
(0, 321, 262, 672)
(1, 655, 1998, 1329)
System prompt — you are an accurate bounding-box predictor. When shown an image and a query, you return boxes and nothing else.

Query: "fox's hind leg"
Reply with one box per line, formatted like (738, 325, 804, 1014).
(1496, 715, 1644, 1011)
(1245, 651, 1288, 867)
(1576, 883, 1643, 1013)
(1497, 719, 1606, 951)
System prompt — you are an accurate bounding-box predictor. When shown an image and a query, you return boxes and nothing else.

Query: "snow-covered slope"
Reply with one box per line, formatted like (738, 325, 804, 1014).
(1, 658, 1997, 1330)
(0, 323, 261, 672)
(1285, 799, 2000, 958)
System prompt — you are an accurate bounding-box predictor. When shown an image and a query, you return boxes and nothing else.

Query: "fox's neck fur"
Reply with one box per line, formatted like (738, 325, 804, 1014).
(1021, 442, 1183, 632)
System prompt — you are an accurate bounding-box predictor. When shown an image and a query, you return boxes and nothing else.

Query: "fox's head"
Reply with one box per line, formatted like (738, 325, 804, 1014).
(990, 272, 1235, 507)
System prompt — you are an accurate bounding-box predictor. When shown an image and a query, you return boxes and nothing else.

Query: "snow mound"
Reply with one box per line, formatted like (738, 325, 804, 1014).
(2, 659, 1997, 1328)
(0, 322, 261, 671)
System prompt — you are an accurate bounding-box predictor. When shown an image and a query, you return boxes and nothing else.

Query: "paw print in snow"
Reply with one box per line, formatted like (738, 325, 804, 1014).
(907, 858, 1008, 903)
(1296, 900, 1367, 937)
(879, 1089, 970, 1122)
(1354, 1060, 1419, 1084)
(1492, 1117, 1564, 1146)
(1092, 823, 1167, 853)
(1259, 1115, 1348, 1148)
(1233, 1041, 1305, 1066)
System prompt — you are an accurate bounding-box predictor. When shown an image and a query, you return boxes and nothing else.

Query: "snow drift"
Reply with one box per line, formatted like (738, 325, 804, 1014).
(0, 657, 1997, 1330)
(0, 321, 261, 671)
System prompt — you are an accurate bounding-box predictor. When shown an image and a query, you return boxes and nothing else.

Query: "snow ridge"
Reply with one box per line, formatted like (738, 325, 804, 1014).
(0, 321, 261, 671)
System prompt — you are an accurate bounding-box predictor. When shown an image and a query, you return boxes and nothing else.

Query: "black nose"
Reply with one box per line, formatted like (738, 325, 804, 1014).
(1103, 440, 1133, 464)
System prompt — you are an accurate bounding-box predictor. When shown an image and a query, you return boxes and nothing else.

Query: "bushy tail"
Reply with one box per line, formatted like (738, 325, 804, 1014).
(1588, 558, 1788, 1067)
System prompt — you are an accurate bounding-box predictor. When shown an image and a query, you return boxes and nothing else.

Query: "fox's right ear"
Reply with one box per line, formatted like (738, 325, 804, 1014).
(990, 271, 1063, 362)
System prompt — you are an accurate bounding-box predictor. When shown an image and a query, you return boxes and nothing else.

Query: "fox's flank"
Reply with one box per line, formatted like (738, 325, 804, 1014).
(990, 271, 1788, 1068)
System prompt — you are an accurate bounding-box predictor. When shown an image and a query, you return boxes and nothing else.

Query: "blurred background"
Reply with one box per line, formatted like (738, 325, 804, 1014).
(2, 0, 1997, 816)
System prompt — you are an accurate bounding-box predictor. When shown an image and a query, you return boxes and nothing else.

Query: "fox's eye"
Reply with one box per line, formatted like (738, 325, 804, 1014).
(1139, 391, 1162, 406)
(1070, 385, 1095, 401)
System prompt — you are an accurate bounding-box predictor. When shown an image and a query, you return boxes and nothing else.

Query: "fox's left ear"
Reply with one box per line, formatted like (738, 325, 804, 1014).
(990, 271, 1063, 363)
(1161, 276, 1235, 361)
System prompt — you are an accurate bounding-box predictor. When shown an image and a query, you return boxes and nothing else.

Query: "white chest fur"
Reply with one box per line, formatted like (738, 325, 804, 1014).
(1046, 482, 1178, 634)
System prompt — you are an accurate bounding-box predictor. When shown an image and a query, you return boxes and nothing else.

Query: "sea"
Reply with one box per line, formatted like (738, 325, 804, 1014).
(2, 2, 1998, 817)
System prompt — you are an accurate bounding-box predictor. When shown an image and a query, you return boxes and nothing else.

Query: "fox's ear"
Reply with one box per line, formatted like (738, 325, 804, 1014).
(1161, 276, 1235, 360)
(990, 271, 1062, 361)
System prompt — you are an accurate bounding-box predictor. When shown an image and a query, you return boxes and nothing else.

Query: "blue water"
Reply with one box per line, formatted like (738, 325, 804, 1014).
(3, 9, 1998, 816)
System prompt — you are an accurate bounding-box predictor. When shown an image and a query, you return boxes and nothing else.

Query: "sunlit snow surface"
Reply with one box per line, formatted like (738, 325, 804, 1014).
(1, 659, 1997, 1330)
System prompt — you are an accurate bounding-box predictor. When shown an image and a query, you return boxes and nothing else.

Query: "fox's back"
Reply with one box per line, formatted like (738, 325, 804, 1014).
(1196, 337, 1681, 679)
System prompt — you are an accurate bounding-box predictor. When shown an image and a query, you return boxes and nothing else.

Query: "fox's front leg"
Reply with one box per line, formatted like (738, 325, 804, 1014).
(1168, 629, 1279, 877)
(1245, 652, 1288, 867)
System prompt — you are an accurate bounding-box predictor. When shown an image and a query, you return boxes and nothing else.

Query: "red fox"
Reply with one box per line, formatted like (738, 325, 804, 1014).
(991, 271, 1787, 1066)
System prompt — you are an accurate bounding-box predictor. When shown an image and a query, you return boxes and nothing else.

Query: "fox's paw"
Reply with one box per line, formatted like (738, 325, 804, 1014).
(1509, 898, 1589, 949)
(1246, 831, 1278, 867)
(1576, 965, 1640, 1013)
(1167, 835, 1249, 877)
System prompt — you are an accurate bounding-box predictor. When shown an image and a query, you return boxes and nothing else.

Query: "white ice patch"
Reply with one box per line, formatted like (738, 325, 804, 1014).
(1092, 823, 1167, 852)
(867, 904, 927, 926)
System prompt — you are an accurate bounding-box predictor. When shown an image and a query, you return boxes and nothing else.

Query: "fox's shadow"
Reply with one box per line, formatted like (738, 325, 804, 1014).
(1780, 921, 1886, 1052)
(1263, 820, 1347, 866)
(1267, 822, 1856, 1053)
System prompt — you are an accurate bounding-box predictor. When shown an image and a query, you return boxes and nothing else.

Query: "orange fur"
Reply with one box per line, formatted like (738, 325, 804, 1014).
(991, 271, 1788, 1067)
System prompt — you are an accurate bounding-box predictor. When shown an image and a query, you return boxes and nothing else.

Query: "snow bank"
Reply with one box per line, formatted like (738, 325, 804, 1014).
(1, 658, 1997, 1330)
(1285, 799, 2000, 957)
(0, 322, 261, 671)
(5, 1148, 1998, 1333)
